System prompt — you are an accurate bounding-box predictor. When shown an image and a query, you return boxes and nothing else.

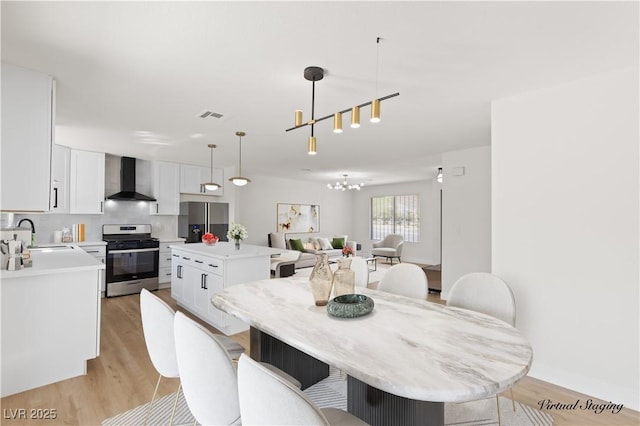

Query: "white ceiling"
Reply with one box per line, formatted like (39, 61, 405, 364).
(2, 1, 637, 186)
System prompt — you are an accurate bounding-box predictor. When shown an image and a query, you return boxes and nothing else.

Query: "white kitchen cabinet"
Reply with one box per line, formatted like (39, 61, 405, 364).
(49, 144, 70, 213)
(0, 247, 102, 397)
(170, 243, 277, 335)
(159, 239, 184, 286)
(180, 164, 224, 196)
(149, 161, 180, 215)
(80, 243, 106, 296)
(1, 63, 54, 212)
(70, 149, 105, 214)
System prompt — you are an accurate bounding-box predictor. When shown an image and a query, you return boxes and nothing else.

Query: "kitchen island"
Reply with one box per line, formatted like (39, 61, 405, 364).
(0, 246, 104, 397)
(170, 242, 283, 335)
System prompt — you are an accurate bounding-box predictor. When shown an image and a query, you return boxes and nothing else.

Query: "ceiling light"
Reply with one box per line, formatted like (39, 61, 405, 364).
(229, 131, 251, 187)
(436, 167, 443, 184)
(370, 38, 382, 123)
(285, 38, 398, 154)
(328, 174, 364, 191)
(333, 112, 343, 133)
(370, 99, 381, 123)
(351, 106, 360, 128)
(308, 136, 317, 155)
(203, 144, 221, 191)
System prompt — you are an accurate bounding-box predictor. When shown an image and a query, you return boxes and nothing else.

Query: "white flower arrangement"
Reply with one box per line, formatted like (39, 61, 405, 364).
(227, 223, 248, 241)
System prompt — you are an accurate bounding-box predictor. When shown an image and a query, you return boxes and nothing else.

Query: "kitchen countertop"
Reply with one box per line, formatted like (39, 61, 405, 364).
(0, 245, 104, 279)
(171, 241, 284, 259)
(158, 237, 186, 242)
(35, 241, 106, 247)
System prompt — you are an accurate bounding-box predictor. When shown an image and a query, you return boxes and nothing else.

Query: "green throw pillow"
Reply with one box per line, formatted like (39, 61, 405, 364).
(289, 238, 305, 252)
(332, 237, 346, 249)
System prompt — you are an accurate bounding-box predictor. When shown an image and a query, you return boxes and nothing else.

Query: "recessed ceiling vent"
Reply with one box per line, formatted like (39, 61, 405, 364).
(198, 110, 224, 119)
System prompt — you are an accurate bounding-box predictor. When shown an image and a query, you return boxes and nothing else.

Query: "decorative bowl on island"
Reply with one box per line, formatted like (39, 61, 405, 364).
(202, 233, 219, 245)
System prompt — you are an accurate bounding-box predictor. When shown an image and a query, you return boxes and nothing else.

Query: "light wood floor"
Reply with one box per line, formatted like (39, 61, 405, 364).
(1, 288, 638, 426)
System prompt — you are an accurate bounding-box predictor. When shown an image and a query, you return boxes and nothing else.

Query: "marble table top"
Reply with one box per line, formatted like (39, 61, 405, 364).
(212, 277, 533, 403)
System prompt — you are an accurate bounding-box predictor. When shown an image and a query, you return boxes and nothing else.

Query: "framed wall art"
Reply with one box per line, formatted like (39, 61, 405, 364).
(277, 203, 319, 233)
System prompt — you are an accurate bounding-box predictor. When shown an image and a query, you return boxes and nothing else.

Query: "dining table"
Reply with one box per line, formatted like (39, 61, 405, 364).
(211, 277, 533, 426)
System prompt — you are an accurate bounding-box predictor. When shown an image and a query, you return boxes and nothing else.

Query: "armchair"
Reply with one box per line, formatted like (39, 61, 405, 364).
(371, 234, 404, 264)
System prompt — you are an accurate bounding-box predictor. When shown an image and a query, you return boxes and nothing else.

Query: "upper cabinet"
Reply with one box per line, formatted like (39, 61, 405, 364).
(69, 149, 105, 214)
(49, 144, 70, 214)
(180, 164, 224, 196)
(1, 63, 54, 212)
(150, 161, 180, 215)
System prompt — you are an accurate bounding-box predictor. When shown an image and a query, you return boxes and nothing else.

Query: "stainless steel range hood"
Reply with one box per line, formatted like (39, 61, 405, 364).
(106, 157, 156, 201)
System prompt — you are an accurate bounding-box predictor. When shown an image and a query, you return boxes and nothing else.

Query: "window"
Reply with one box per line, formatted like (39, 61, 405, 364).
(370, 194, 420, 242)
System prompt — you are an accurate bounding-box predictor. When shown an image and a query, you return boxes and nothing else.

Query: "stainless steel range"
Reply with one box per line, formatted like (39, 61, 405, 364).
(103, 224, 159, 297)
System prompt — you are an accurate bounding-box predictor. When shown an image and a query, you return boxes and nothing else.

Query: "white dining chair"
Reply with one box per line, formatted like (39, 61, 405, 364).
(140, 290, 245, 425)
(174, 311, 243, 425)
(237, 354, 368, 426)
(351, 257, 369, 289)
(447, 272, 517, 425)
(139, 289, 182, 425)
(378, 263, 428, 300)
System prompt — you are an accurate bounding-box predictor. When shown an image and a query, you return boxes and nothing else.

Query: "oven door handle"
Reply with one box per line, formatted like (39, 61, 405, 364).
(108, 248, 160, 254)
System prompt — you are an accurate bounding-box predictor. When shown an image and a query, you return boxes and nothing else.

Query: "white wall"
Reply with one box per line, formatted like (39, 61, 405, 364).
(235, 175, 353, 246)
(440, 146, 492, 297)
(351, 180, 439, 265)
(491, 68, 639, 410)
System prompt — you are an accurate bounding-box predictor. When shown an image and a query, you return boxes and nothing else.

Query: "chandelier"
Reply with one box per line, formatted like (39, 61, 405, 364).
(286, 38, 399, 155)
(328, 174, 364, 191)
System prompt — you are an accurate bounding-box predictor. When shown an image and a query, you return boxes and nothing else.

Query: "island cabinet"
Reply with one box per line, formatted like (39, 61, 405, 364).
(170, 242, 282, 335)
(158, 238, 185, 287)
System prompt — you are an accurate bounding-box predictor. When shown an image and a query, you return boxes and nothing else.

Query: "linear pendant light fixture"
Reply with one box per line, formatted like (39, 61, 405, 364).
(203, 144, 221, 191)
(286, 38, 399, 155)
(229, 131, 251, 186)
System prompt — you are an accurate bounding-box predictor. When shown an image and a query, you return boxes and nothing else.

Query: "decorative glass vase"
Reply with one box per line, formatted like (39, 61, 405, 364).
(309, 253, 333, 306)
(234, 239, 241, 250)
(332, 258, 355, 298)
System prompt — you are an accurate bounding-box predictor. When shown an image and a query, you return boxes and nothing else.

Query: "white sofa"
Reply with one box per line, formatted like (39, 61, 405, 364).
(268, 233, 357, 269)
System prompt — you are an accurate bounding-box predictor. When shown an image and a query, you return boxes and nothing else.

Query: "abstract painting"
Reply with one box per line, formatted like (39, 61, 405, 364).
(277, 203, 319, 233)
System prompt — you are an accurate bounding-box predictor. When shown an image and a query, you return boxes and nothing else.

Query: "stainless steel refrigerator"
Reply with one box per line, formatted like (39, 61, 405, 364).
(178, 202, 229, 243)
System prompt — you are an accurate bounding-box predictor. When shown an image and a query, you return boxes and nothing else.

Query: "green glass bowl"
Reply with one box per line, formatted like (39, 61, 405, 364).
(327, 294, 374, 318)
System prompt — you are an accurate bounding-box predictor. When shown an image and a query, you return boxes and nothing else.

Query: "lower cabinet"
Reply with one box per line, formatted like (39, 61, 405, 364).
(159, 239, 184, 287)
(80, 244, 106, 296)
(171, 247, 268, 335)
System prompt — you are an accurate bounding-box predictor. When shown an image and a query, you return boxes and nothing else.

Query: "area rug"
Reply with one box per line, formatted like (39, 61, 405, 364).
(103, 367, 553, 425)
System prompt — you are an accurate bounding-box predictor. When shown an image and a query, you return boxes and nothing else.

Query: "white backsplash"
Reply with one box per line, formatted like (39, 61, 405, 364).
(6, 201, 178, 244)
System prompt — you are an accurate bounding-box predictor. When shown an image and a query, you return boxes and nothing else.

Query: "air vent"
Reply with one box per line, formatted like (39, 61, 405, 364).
(198, 110, 224, 119)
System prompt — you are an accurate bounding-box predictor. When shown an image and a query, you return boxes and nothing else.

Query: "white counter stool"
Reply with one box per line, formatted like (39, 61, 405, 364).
(237, 354, 368, 426)
(447, 272, 517, 426)
(378, 263, 428, 300)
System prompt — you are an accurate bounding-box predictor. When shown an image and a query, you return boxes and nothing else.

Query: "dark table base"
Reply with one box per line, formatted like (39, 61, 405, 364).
(249, 327, 445, 426)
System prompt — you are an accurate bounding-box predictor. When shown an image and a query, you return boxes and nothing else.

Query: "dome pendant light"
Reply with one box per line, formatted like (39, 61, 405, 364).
(229, 131, 251, 186)
(203, 144, 221, 191)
